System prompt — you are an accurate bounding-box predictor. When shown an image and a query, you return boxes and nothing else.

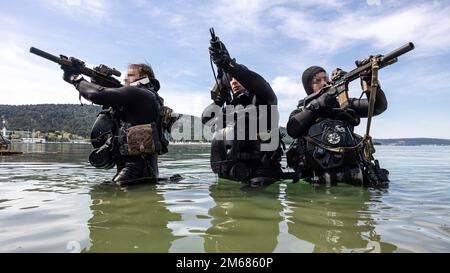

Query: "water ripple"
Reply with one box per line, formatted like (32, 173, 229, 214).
(0, 144, 449, 252)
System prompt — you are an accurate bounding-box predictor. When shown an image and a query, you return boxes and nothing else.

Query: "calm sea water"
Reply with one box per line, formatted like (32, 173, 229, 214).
(0, 143, 449, 253)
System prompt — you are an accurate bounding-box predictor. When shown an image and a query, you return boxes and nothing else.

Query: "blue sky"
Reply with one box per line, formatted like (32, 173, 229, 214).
(1, 0, 450, 138)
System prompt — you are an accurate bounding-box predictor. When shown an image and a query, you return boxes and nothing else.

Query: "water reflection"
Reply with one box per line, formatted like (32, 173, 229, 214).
(203, 179, 283, 252)
(85, 184, 182, 252)
(282, 183, 397, 253)
(1, 144, 449, 252)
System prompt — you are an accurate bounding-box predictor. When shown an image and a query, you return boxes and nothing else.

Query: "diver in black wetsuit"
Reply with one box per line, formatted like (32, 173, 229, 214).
(287, 66, 388, 137)
(62, 63, 174, 186)
(286, 66, 389, 187)
(202, 38, 283, 187)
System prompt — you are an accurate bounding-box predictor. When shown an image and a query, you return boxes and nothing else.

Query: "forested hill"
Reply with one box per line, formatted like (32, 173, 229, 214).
(1, 104, 449, 145)
(0, 104, 101, 137)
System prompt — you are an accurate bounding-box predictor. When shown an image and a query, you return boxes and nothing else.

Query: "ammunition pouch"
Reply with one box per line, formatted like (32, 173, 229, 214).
(119, 123, 160, 156)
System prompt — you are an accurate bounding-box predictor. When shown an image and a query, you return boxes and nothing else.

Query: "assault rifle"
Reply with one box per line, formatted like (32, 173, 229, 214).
(209, 28, 232, 105)
(30, 47, 122, 88)
(303, 42, 415, 108)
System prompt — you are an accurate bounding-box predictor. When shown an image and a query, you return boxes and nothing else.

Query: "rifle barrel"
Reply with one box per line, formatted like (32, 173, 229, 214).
(381, 42, 415, 65)
(29, 47, 60, 64)
(343, 42, 415, 83)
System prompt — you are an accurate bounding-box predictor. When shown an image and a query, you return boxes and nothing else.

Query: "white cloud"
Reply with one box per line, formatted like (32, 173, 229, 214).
(269, 71, 450, 137)
(2, 0, 450, 138)
(0, 42, 78, 105)
(39, 0, 111, 19)
(0, 40, 211, 119)
(162, 89, 211, 118)
(272, 2, 450, 56)
(209, 0, 276, 36)
(355, 116, 450, 139)
(381, 68, 450, 97)
(271, 76, 302, 98)
(270, 76, 304, 124)
(294, 0, 345, 9)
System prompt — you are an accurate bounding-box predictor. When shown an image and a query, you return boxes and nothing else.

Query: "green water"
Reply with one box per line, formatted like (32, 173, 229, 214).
(0, 143, 449, 252)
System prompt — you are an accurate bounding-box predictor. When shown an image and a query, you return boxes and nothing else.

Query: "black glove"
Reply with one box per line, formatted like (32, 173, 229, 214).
(360, 70, 372, 85)
(209, 40, 231, 70)
(307, 91, 336, 113)
(360, 70, 382, 94)
(336, 107, 360, 126)
(61, 65, 83, 85)
(359, 54, 383, 87)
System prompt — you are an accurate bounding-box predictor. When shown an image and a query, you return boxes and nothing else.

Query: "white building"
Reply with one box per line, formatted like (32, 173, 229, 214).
(22, 138, 46, 144)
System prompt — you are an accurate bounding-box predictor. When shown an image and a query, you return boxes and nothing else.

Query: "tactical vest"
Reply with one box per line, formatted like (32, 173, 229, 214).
(287, 117, 364, 185)
(210, 106, 282, 181)
(88, 87, 173, 169)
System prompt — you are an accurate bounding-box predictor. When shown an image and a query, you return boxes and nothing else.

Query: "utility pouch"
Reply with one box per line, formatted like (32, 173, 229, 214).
(126, 124, 155, 156)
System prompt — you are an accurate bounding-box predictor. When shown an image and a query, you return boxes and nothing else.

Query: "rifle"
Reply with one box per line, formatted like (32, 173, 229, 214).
(30, 47, 122, 88)
(209, 28, 232, 105)
(303, 42, 415, 108)
(303, 42, 415, 163)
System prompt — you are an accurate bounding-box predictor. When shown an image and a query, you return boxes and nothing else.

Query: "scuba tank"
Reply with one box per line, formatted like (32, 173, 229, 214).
(89, 108, 116, 169)
(91, 109, 114, 148)
(89, 140, 115, 169)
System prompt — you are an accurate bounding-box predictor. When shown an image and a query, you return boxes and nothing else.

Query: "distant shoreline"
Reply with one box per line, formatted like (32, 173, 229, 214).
(373, 138, 450, 146)
(10, 141, 450, 147)
(1, 104, 449, 146)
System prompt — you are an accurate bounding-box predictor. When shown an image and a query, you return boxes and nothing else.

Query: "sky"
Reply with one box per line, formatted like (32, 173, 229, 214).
(1, 0, 450, 138)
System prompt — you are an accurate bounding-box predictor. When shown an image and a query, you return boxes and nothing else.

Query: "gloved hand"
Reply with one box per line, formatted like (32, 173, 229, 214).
(359, 54, 383, 88)
(61, 65, 83, 85)
(360, 70, 382, 93)
(306, 91, 336, 113)
(336, 107, 361, 126)
(360, 70, 372, 85)
(209, 40, 231, 70)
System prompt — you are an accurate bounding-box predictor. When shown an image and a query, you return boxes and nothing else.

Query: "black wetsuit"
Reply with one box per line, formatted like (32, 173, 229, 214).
(286, 86, 389, 186)
(75, 80, 162, 185)
(202, 63, 283, 185)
